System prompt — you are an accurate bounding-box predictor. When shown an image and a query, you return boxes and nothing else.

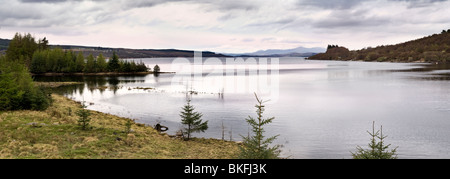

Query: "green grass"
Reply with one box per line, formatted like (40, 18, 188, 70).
(0, 94, 239, 159)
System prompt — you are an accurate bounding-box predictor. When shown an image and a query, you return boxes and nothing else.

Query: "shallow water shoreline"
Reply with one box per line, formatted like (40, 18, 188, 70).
(31, 71, 176, 76)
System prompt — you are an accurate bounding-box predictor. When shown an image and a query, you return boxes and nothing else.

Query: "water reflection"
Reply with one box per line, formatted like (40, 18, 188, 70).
(36, 75, 147, 95)
(414, 75, 450, 81)
(388, 63, 450, 73)
(328, 71, 349, 80)
(34, 58, 450, 159)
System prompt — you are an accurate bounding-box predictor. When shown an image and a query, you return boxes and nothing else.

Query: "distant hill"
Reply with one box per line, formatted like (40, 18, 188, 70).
(229, 46, 325, 57)
(309, 30, 450, 63)
(0, 38, 9, 50)
(51, 45, 229, 59)
(0, 38, 228, 58)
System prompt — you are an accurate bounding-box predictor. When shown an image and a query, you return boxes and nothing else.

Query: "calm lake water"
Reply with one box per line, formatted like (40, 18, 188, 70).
(36, 57, 450, 159)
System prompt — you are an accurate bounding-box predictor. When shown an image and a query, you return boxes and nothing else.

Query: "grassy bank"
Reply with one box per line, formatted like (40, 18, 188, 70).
(34, 82, 85, 88)
(0, 94, 239, 159)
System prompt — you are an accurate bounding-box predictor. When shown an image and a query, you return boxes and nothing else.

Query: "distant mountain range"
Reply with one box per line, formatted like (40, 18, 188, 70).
(226, 46, 325, 57)
(0, 37, 323, 58)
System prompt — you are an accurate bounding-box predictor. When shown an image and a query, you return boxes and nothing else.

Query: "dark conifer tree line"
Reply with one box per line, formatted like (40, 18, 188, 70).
(4, 33, 148, 74)
(30, 49, 148, 74)
(0, 33, 149, 111)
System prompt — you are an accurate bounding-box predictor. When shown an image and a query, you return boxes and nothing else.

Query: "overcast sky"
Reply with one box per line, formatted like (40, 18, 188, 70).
(0, 0, 449, 53)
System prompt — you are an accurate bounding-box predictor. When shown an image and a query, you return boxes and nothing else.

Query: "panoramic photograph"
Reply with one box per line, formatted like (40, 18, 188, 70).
(1, 0, 450, 163)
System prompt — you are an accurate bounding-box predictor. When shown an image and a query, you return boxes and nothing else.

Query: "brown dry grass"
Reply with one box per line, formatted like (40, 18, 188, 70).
(0, 94, 239, 159)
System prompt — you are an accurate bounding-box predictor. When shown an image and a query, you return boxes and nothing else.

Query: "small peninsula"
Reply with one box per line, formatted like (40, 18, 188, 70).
(309, 30, 450, 63)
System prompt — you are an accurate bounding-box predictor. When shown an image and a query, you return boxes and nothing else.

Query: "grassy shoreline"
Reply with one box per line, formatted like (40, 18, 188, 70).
(0, 94, 239, 159)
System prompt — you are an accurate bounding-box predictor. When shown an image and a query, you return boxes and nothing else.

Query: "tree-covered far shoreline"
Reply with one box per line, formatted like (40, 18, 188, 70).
(30, 48, 148, 74)
(4, 33, 149, 74)
(31, 49, 149, 74)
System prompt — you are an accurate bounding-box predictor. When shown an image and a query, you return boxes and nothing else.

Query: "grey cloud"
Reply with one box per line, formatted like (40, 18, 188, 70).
(1, 0, 109, 29)
(19, 0, 85, 3)
(0, 8, 42, 20)
(19, 0, 115, 3)
(122, 0, 185, 9)
(389, 0, 448, 3)
(311, 9, 392, 29)
(18, 0, 261, 11)
(296, 0, 447, 30)
(247, 18, 295, 27)
(207, 0, 258, 11)
(20, 0, 68, 2)
(1, 0, 260, 32)
(241, 38, 255, 42)
(296, 0, 370, 9)
(120, 0, 259, 11)
(297, 0, 448, 9)
(261, 37, 276, 42)
(390, 0, 448, 8)
(0, 1, 43, 27)
(312, 16, 391, 29)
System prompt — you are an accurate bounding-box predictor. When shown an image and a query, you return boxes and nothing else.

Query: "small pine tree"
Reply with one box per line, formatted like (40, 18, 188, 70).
(0, 71, 24, 111)
(96, 53, 107, 72)
(351, 121, 398, 159)
(153, 64, 160, 73)
(124, 119, 133, 134)
(75, 52, 85, 72)
(84, 54, 95, 73)
(76, 102, 91, 130)
(180, 99, 208, 140)
(108, 51, 120, 72)
(239, 93, 281, 159)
